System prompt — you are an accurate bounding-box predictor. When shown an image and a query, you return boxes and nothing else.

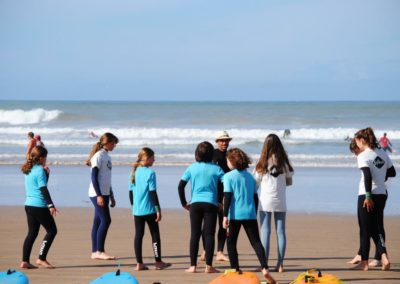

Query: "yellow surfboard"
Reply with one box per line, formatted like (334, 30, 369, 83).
(290, 269, 345, 284)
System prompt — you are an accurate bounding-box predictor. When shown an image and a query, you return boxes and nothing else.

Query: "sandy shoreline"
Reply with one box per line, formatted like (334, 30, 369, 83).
(1, 207, 399, 284)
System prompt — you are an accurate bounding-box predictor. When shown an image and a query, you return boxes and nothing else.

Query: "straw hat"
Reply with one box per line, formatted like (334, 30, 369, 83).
(215, 130, 232, 142)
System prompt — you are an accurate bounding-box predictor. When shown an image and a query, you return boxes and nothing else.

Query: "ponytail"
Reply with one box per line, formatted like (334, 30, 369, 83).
(130, 147, 154, 184)
(86, 132, 119, 166)
(354, 127, 379, 150)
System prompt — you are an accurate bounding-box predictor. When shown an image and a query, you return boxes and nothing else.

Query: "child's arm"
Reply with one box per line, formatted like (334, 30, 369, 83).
(386, 166, 396, 181)
(178, 180, 189, 209)
(129, 191, 133, 206)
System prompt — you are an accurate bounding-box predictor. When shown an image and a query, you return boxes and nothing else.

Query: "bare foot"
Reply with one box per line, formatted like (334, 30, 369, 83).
(135, 263, 149, 271)
(368, 259, 381, 267)
(20, 262, 37, 269)
(350, 260, 368, 271)
(277, 265, 284, 273)
(199, 251, 206, 261)
(90, 252, 97, 260)
(381, 253, 390, 271)
(262, 268, 276, 284)
(185, 266, 197, 273)
(36, 259, 55, 269)
(215, 252, 229, 262)
(94, 252, 115, 260)
(347, 254, 361, 264)
(205, 265, 220, 273)
(155, 261, 172, 270)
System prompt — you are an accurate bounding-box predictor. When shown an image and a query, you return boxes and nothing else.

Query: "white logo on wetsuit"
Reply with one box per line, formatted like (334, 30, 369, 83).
(373, 157, 385, 169)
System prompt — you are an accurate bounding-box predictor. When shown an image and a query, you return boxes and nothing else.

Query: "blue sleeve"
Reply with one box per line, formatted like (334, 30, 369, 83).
(223, 175, 232, 193)
(149, 170, 157, 191)
(91, 167, 102, 196)
(37, 168, 47, 188)
(181, 166, 191, 182)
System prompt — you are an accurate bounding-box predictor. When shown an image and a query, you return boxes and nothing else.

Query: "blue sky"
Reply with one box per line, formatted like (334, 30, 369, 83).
(0, 0, 399, 101)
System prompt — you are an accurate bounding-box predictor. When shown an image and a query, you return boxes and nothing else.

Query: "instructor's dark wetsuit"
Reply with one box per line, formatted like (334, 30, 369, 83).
(212, 148, 230, 252)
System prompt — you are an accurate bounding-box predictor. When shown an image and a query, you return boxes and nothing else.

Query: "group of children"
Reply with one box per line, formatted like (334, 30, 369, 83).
(19, 127, 395, 283)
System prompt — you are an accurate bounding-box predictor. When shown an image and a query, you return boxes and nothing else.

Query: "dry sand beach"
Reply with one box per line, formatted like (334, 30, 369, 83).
(1, 207, 399, 284)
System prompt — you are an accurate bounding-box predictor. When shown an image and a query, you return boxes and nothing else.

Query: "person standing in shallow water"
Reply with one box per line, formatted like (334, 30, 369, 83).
(20, 146, 58, 269)
(86, 132, 119, 261)
(26, 132, 36, 160)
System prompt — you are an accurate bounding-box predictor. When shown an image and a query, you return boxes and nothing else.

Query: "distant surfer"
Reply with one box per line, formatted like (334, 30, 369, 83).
(283, 129, 291, 139)
(89, 131, 98, 138)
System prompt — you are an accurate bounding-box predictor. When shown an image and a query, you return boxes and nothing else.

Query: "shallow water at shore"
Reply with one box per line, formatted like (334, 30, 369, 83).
(1, 165, 399, 215)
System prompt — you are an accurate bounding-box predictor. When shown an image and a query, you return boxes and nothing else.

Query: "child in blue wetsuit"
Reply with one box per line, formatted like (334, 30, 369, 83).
(129, 147, 171, 271)
(20, 146, 58, 269)
(178, 141, 224, 273)
(223, 148, 276, 284)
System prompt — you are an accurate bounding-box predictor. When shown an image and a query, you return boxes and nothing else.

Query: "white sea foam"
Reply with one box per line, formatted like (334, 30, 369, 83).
(0, 109, 62, 125)
(1, 126, 399, 147)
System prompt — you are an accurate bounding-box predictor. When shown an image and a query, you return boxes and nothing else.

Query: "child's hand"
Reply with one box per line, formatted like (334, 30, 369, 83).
(49, 207, 59, 217)
(223, 217, 229, 229)
(155, 212, 162, 222)
(97, 196, 105, 207)
(183, 204, 190, 211)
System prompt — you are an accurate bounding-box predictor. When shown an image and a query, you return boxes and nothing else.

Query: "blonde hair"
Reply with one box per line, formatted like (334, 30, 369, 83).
(86, 132, 119, 166)
(130, 147, 155, 184)
(21, 146, 48, 174)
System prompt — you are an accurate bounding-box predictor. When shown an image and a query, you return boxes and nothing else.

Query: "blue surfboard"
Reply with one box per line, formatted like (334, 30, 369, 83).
(0, 270, 29, 284)
(90, 269, 139, 284)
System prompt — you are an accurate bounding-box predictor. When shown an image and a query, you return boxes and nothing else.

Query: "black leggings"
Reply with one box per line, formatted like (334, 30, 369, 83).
(22, 206, 57, 262)
(358, 194, 387, 261)
(202, 209, 226, 253)
(227, 219, 268, 271)
(134, 214, 162, 263)
(357, 194, 387, 260)
(189, 202, 218, 266)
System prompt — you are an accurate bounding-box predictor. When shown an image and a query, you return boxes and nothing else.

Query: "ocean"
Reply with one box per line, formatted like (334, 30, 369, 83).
(1, 100, 399, 214)
(1, 100, 399, 167)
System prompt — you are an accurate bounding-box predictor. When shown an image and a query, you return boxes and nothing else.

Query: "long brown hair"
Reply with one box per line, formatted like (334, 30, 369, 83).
(255, 133, 293, 175)
(130, 147, 155, 184)
(354, 127, 379, 150)
(21, 146, 48, 174)
(86, 132, 119, 166)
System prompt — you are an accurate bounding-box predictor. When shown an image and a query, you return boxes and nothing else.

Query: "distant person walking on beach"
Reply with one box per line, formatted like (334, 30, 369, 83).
(20, 146, 58, 269)
(379, 133, 393, 153)
(351, 127, 396, 271)
(129, 147, 171, 271)
(26, 132, 37, 160)
(253, 134, 294, 273)
(178, 141, 224, 273)
(199, 130, 232, 262)
(86, 132, 119, 260)
(223, 148, 276, 284)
